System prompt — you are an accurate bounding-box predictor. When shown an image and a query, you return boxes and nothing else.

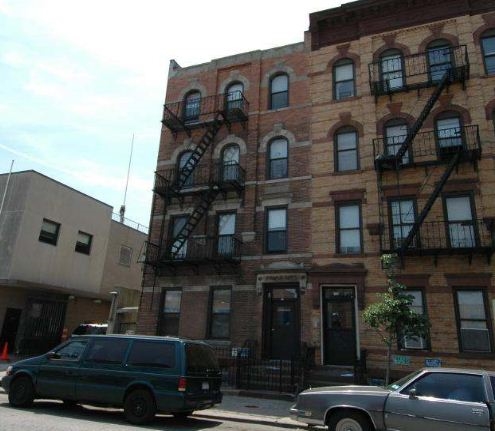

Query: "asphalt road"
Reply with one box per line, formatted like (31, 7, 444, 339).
(0, 391, 303, 431)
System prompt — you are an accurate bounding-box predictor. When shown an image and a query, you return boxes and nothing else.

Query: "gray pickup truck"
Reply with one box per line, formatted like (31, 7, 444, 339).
(290, 368, 495, 431)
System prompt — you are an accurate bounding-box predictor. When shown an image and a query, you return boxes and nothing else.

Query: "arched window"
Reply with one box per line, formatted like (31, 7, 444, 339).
(225, 82, 244, 112)
(178, 150, 194, 186)
(183, 91, 201, 122)
(427, 39, 453, 82)
(334, 127, 358, 171)
(481, 29, 495, 75)
(334, 59, 355, 100)
(384, 118, 409, 164)
(435, 111, 463, 152)
(269, 74, 289, 110)
(268, 138, 288, 179)
(380, 49, 404, 91)
(221, 144, 240, 181)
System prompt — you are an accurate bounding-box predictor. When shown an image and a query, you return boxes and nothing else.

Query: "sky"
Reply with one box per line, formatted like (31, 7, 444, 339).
(0, 0, 349, 231)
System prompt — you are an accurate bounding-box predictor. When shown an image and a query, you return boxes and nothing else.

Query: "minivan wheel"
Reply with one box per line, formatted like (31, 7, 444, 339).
(8, 376, 34, 408)
(173, 411, 193, 419)
(123, 389, 156, 425)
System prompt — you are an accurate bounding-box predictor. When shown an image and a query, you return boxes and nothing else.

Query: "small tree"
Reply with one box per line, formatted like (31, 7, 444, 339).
(363, 254, 430, 385)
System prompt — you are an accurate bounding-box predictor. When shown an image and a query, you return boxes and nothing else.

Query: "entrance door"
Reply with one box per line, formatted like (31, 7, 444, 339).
(264, 285, 300, 360)
(0, 308, 22, 353)
(323, 287, 356, 365)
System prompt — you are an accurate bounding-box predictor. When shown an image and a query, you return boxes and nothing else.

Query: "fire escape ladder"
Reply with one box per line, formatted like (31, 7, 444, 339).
(176, 113, 224, 190)
(168, 187, 220, 258)
(395, 72, 451, 163)
(398, 149, 461, 254)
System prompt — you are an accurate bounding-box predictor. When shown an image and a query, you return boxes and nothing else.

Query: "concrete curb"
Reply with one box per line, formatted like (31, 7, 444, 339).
(193, 409, 302, 429)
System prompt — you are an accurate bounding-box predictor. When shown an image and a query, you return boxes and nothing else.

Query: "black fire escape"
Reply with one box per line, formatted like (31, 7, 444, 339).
(144, 91, 249, 274)
(370, 45, 494, 263)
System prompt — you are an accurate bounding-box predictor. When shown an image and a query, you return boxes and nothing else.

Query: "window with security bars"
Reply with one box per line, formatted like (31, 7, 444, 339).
(455, 289, 492, 353)
(39, 218, 60, 245)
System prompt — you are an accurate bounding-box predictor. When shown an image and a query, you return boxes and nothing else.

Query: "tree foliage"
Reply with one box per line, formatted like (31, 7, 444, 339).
(363, 254, 430, 384)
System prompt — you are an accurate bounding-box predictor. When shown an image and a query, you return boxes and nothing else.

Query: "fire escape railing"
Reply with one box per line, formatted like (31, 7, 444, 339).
(373, 125, 481, 167)
(369, 45, 469, 97)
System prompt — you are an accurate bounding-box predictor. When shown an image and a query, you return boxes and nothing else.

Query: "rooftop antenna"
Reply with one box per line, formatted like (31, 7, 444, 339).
(120, 134, 134, 223)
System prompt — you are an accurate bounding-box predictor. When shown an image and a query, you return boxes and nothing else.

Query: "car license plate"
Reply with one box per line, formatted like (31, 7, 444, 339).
(202, 381, 209, 390)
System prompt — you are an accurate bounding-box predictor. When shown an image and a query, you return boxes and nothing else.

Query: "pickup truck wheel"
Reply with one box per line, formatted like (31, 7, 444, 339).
(123, 389, 156, 425)
(8, 376, 34, 408)
(327, 410, 372, 431)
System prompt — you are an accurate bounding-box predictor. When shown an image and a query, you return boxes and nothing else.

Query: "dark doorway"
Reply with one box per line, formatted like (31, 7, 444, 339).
(323, 287, 356, 365)
(263, 284, 300, 360)
(0, 308, 22, 353)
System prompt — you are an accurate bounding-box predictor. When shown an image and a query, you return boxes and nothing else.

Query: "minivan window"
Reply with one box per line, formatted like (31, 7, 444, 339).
(185, 343, 219, 374)
(54, 340, 87, 360)
(85, 338, 129, 364)
(127, 340, 176, 368)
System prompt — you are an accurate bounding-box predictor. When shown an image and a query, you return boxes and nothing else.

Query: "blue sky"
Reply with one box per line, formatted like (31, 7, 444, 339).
(0, 0, 346, 229)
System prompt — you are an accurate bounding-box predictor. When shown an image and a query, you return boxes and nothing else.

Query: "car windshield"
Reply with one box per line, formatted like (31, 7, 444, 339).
(386, 369, 423, 390)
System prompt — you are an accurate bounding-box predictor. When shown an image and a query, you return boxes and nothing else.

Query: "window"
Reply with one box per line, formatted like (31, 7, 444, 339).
(170, 216, 188, 259)
(337, 203, 361, 254)
(268, 138, 288, 179)
(427, 40, 453, 82)
(390, 199, 416, 248)
(119, 246, 132, 266)
(266, 207, 287, 253)
(75, 231, 92, 255)
(269, 74, 289, 109)
(445, 195, 476, 248)
(385, 119, 410, 164)
(436, 114, 462, 150)
(400, 290, 427, 349)
(455, 289, 492, 353)
(335, 127, 358, 171)
(208, 287, 231, 339)
(85, 338, 129, 364)
(39, 218, 60, 245)
(159, 289, 182, 336)
(402, 372, 485, 403)
(481, 29, 495, 75)
(225, 82, 244, 111)
(52, 340, 87, 360)
(221, 144, 240, 181)
(183, 90, 201, 122)
(334, 59, 355, 100)
(217, 212, 236, 256)
(380, 49, 404, 91)
(178, 150, 194, 187)
(127, 340, 176, 368)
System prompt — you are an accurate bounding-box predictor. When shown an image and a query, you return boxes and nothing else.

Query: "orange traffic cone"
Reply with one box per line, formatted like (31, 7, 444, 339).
(0, 342, 9, 361)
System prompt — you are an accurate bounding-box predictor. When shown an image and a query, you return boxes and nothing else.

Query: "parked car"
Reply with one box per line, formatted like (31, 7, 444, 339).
(72, 323, 108, 335)
(290, 367, 495, 431)
(1, 334, 222, 424)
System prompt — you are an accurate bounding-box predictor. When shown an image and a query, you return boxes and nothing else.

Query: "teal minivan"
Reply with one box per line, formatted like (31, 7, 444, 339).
(1, 335, 222, 424)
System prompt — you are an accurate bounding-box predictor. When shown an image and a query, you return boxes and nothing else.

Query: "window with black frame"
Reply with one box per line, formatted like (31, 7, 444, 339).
(269, 74, 289, 109)
(389, 198, 416, 249)
(380, 49, 404, 91)
(266, 207, 287, 253)
(159, 289, 182, 336)
(39, 218, 60, 245)
(208, 287, 231, 339)
(75, 231, 92, 255)
(399, 290, 428, 350)
(183, 91, 201, 122)
(427, 40, 453, 82)
(481, 29, 495, 75)
(334, 58, 355, 100)
(335, 127, 358, 171)
(268, 138, 288, 179)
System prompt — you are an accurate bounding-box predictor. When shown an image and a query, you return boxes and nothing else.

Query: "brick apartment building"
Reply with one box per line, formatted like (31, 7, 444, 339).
(139, 0, 495, 378)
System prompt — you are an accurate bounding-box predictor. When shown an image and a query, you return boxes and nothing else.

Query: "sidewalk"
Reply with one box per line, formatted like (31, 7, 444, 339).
(0, 363, 302, 429)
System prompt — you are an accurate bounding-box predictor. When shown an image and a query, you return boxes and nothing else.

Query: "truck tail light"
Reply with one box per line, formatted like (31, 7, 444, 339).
(178, 377, 187, 392)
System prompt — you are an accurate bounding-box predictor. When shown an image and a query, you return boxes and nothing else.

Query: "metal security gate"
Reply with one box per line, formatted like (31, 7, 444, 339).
(17, 298, 67, 355)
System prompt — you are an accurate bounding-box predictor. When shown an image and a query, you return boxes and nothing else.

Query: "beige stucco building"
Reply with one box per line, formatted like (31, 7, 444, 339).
(0, 170, 147, 355)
